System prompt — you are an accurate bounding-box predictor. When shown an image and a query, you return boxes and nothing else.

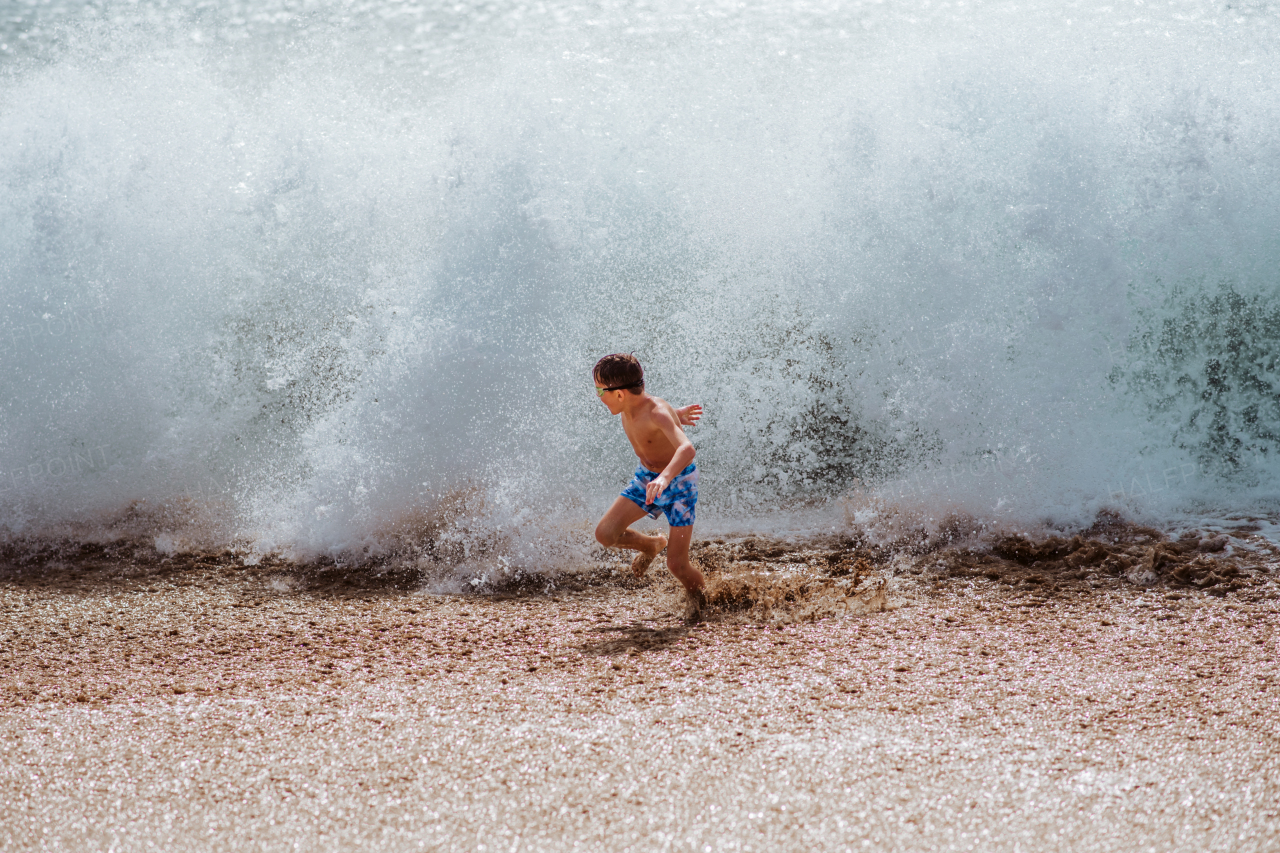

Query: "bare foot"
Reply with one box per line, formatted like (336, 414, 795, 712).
(684, 587, 708, 624)
(630, 533, 669, 579)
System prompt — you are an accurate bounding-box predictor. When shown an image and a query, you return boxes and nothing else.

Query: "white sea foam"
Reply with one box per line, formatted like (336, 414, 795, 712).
(1, 1, 1278, 568)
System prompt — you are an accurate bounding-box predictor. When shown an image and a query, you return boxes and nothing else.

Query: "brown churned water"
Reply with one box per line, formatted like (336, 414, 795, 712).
(2, 526, 1278, 852)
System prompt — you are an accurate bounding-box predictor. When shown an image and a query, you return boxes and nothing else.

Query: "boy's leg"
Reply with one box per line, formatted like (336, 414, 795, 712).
(595, 496, 668, 577)
(664, 525, 705, 592)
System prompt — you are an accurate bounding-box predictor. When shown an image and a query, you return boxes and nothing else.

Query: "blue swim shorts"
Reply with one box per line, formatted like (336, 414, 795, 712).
(621, 463, 698, 527)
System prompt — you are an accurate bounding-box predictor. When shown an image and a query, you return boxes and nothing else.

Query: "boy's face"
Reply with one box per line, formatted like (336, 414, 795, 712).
(594, 382, 626, 415)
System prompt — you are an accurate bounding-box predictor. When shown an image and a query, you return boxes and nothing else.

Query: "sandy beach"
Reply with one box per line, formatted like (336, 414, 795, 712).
(2, 529, 1279, 852)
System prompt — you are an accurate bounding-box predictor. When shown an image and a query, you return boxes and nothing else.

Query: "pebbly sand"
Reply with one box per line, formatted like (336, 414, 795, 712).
(2, 525, 1279, 852)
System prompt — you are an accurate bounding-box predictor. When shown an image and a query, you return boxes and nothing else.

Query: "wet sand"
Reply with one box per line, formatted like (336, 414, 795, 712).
(2, 535, 1279, 852)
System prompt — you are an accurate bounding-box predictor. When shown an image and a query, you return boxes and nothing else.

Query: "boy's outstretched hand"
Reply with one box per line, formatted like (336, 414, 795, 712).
(676, 403, 703, 427)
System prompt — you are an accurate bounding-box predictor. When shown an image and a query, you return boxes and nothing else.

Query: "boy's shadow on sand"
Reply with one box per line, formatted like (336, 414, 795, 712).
(578, 622, 690, 656)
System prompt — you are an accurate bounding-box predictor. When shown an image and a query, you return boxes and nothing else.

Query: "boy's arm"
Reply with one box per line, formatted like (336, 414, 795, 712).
(645, 410, 697, 505)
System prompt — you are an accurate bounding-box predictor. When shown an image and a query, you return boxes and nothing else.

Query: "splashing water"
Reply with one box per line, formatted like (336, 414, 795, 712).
(2, 0, 1278, 571)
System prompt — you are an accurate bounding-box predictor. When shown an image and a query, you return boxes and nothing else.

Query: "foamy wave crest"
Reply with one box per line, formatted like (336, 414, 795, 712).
(2, 0, 1279, 570)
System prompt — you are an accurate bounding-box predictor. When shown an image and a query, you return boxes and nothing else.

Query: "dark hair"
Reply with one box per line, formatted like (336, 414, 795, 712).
(593, 353, 644, 393)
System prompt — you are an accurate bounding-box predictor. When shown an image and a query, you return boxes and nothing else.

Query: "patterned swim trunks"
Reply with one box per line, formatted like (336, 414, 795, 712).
(621, 463, 698, 527)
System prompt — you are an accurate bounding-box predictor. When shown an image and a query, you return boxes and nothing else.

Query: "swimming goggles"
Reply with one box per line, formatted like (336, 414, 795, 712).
(595, 382, 643, 396)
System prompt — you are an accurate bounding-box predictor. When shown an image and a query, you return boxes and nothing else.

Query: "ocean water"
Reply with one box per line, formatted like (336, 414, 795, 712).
(2, 0, 1278, 572)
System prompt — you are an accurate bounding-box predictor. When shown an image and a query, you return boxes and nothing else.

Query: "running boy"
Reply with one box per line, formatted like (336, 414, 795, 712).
(592, 353, 707, 614)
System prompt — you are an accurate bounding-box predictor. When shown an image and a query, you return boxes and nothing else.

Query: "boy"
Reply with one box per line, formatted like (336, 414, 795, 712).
(592, 353, 708, 616)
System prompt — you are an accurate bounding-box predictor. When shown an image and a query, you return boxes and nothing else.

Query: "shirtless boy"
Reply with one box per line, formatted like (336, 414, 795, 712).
(592, 353, 707, 614)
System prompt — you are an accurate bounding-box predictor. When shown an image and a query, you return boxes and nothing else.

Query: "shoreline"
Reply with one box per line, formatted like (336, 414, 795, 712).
(2, 532, 1278, 851)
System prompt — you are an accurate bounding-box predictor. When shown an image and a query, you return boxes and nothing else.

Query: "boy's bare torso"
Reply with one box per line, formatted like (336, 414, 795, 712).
(621, 395, 686, 473)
